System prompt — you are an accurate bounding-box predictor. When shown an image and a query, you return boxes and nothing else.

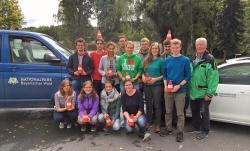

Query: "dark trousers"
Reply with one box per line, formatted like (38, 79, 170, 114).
(190, 99, 211, 134)
(53, 110, 78, 124)
(144, 85, 163, 126)
(93, 80, 103, 112)
(93, 80, 103, 96)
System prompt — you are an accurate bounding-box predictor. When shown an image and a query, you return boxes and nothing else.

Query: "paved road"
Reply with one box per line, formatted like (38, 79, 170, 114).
(0, 109, 250, 151)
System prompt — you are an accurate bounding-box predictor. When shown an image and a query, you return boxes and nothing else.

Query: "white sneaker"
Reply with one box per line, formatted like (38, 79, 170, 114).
(59, 122, 65, 129)
(66, 123, 72, 129)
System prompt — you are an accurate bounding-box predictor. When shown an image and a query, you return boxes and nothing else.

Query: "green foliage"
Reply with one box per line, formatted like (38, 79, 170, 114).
(94, 0, 145, 42)
(136, 0, 223, 55)
(242, 0, 250, 55)
(0, 0, 23, 29)
(56, 0, 95, 47)
(217, 0, 245, 59)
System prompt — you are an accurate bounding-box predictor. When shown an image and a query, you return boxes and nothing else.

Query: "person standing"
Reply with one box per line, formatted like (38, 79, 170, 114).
(90, 38, 107, 96)
(189, 37, 219, 140)
(161, 40, 171, 59)
(138, 37, 150, 61)
(142, 42, 164, 133)
(116, 34, 127, 56)
(99, 41, 120, 92)
(66, 38, 93, 95)
(116, 41, 143, 92)
(161, 39, 191, 142)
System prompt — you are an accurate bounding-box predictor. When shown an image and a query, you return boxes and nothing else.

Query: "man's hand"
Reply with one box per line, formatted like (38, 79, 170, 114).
(171, 85, 181, 93)
(204, 95, 212, 101)
(74, 71, 80, 76)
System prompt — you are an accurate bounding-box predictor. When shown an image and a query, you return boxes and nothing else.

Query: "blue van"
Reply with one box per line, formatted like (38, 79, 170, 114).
(0, 30, 71, 107)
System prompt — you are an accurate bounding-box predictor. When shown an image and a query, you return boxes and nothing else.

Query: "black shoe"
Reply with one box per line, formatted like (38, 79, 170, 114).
(196, 132, 208, 140)
(185, 126, 200, 133)
(159, 129, 173, 137)
(176, 132, 184, 142)
(138, 128, 146, 138)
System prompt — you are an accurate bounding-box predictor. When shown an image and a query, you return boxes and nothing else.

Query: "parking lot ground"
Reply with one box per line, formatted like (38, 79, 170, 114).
(0, 109, 250, 151)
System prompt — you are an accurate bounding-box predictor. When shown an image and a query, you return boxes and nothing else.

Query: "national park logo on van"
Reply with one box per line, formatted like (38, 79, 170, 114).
(8, 77, 19, 85)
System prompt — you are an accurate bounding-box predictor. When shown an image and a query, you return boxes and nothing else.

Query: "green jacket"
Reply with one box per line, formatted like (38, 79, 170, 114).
(189, 51, 219, 100)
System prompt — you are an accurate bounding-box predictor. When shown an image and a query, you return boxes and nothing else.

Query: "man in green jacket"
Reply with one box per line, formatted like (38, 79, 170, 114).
(189, 37, 219, 140)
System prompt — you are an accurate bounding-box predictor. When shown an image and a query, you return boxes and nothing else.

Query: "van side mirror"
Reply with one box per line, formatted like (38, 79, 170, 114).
(44, 53, 61, 63)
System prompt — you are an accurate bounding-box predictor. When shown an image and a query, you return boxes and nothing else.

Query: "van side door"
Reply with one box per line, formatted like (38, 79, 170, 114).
(0, 34, 4, 100)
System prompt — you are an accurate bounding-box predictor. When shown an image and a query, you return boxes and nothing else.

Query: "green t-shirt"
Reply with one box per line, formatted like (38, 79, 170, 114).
(116, 53, 143, 83)
(144, 58, 164, 86)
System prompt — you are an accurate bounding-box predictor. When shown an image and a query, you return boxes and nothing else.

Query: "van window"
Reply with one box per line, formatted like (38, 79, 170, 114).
(219, 63, 250, 85)
(9, 36, 59, 64)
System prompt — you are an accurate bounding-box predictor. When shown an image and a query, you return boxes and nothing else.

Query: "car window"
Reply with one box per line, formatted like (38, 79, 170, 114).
(9, 36, 59, 65)
(219, 63, 250, 85)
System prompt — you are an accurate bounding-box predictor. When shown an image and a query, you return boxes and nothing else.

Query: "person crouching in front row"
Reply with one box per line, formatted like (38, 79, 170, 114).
(53, 79, 78, 129)
(98, 80, 121, 131)
(121, 79, 147, 139)
(77, 80, 99, 132)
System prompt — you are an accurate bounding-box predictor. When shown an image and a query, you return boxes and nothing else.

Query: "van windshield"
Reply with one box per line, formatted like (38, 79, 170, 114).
(41, 35, 73, 59)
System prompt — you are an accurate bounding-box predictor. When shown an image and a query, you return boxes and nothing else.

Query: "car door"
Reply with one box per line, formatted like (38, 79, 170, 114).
(0, 34, 4, 100)
(3, 35, 64, 107)
(210, 63, 250, 125)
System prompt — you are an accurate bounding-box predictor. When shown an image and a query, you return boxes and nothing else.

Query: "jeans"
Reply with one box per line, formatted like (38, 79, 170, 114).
(190, 98, 211, 134)
(144, 85, 163, 126)
(78, 114, 98, 125)
(53, 109, 78, 123)
(98, 113, 121, 131)
(71, 78, 88, 95)
(165, 92, 186, 133)
(124, 115, 146, 133)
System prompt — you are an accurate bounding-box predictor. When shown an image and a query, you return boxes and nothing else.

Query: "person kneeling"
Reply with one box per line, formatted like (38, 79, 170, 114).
(53, 79, 77, 129)
(121, 80, 149, 139)
(98, 80, 121, 131)
(77, 81, 99, 132)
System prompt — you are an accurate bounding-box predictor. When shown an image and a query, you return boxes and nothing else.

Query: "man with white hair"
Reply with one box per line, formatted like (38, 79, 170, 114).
(189, 37, 219, 140)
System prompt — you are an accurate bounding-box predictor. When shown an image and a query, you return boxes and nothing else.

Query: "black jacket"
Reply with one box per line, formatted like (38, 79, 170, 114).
(66, 52, 93, 81)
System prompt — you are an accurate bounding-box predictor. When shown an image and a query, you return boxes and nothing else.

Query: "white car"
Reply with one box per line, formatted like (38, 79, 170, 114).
(188, 57, 250, 126)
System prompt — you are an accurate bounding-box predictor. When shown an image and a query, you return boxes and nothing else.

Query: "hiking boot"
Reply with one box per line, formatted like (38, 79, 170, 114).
(159, 128, 173, 137)
(176, 132, 184, 142)
(185, 126, 200, 133)
(196, 132, 208, 140)
(59, 122, 64, 129)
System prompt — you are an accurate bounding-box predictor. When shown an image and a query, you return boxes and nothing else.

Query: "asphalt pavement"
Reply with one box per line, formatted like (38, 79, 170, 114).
(0, 109, 250, 151)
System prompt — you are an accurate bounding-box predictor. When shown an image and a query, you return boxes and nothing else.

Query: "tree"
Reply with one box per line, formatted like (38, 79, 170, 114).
(136, 0, 223, 55)
(217, 0, 245, 59)
(56, 0, 95, 47)
(0, 0, 23, 29)
(94, 0, 144, 41)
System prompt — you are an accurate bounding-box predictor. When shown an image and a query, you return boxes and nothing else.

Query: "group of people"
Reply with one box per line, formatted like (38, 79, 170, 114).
(53, 34, 219, 143)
